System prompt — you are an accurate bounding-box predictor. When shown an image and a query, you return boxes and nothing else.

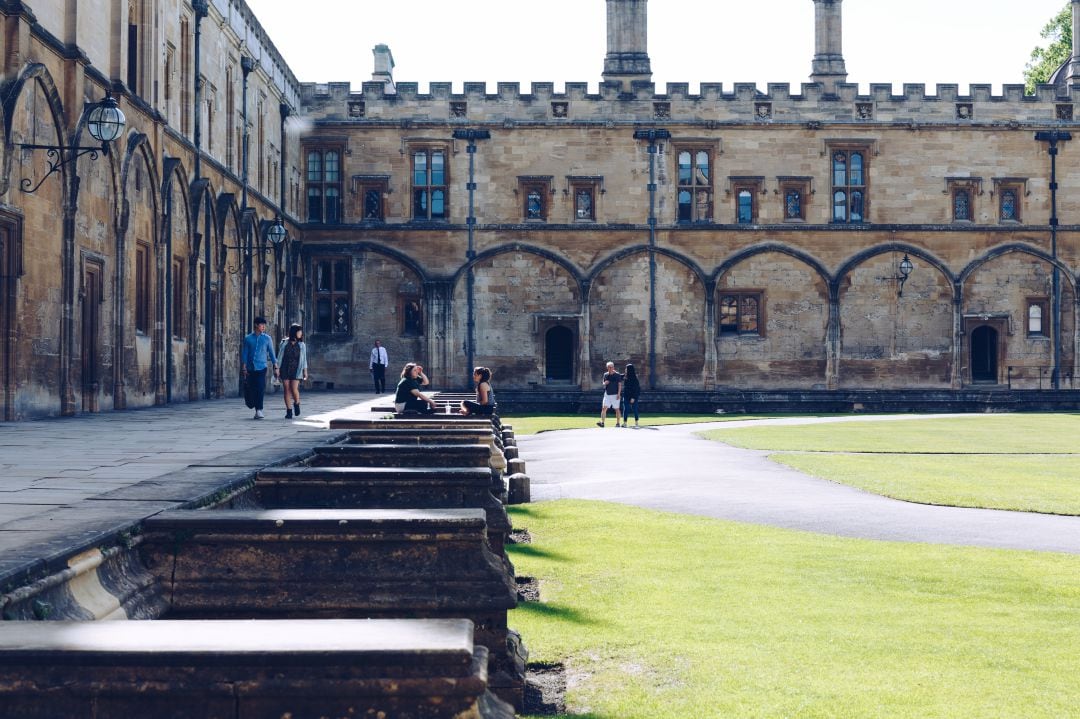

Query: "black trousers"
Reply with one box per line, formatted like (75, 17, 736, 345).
(245, 368, 267, 410)
(371, 364, 386, 393)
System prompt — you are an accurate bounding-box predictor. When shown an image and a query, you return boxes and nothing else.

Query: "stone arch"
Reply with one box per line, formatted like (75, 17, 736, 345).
(452, 246, 584, 388)
(590, 246, 706, 388)
(836, 243, 956, 388)
(714, 246, 830, 389)
(215, 192, 243, 398)
(0, 65, 71, 416)
(456, 242, 585, 289)
(714, 242, 831, 289)
(115, 132, 163, 408)
(959, 243, 1076, 388)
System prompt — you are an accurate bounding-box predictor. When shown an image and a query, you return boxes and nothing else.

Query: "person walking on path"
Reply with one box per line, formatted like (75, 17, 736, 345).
(241, 316, 279, 420)
(460, 366, 496, 416)
(369, 340, 389, 394)
(621, 362, 641, 427)
(277, 323, 309, 419)
(597, 361, 624, 427)
(394, 362, 438, 414)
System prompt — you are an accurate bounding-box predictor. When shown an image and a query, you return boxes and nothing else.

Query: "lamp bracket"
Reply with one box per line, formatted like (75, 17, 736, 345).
(17, 142, 108, 194)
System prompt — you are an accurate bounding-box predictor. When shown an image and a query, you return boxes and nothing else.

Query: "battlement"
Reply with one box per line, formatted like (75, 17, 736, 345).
(299, 80, 1080, 125)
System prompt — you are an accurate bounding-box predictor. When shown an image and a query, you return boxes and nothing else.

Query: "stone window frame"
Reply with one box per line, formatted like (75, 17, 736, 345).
(825, 140, 874, 224)
(777, 176, 813, 222)
(1026, 297, 1049, 338)
(351, 174, 390, 222)
(399, 294, 423, 337)
(312, 256, 352, 336)
(944, 177, 982, 223)
(990, 178, 1027, 224)
(408, 141, 451, 222)
(517, 176, 554, 222)
(304, 144, 344, 224)
(717, 290, 765, 337)
(134, 242, 151, 336)
(566, 176, 604, 223)
(673, 144, 715, 223)
(727, 176, 765, 224)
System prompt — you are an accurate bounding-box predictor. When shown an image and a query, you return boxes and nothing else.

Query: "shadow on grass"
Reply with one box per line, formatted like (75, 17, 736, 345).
(521, 713, 610, 719)
(513, 600, 603, 627)
(506, 544, 570, 562)
(508, 505, 538, 518)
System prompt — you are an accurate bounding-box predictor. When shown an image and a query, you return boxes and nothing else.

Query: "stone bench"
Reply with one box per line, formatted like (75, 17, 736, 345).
(310, 443, 493, 469)
(140, 508, 525, 708)
(0, 618, 513, 718)
(254, 465, 513, 560)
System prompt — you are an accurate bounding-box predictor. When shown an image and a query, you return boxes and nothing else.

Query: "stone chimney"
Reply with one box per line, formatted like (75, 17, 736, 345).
(372, 44, 396, 94)
(1068, 1, 1080, 86)
(602, 0, 652, 90)
(810, 0, 847, 91)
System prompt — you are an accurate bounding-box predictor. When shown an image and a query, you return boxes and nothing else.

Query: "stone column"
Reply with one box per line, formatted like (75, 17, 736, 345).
(602, 0, 652, 90)
(825, 284, 840, 390)
(810, 0, 848, 91)
(951, 286, 963, 389)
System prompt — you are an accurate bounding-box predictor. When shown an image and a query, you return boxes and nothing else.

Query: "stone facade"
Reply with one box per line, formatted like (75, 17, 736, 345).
(4, 0, 1080, 420)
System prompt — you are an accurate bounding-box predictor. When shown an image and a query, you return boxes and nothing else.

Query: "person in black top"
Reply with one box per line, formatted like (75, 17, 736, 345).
(621, 362, 641, 427)
(394, 362, 437, 414)
(596, 361, 624, 427)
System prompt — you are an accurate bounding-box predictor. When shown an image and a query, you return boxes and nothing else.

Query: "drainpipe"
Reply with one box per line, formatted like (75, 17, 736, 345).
(193, 0, 210, 398)
(280, 102, 291, 322)
(1035, 130, 1071, 390)
(633, 128, 670, 390)
(451, 129, 490, 387)
(241, 56, 255, 331)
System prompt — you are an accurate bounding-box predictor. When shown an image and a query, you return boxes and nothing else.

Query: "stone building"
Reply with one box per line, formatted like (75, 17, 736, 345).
(297, 0, 1080, 399)
(1, 0, 301, 420)
(4, 0, 1080, 420)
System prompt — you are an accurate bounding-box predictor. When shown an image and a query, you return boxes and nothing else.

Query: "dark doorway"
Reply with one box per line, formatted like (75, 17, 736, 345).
(81, 261, 103, 412)
(970, 325, 998, 383)
(545, 326, 574, 382)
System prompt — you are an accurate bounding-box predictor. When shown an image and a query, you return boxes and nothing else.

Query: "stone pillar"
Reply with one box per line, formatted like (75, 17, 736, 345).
(1068, 1, 1080, 85)
(825, 285, 840, 390)
(602, 0, 652, 90)
(951, 287, 963, 389)
(372, 44, 396, 94)
(810, 0, 847, 91)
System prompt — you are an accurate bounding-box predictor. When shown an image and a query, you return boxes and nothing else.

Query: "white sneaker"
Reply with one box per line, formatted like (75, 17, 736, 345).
(254, 410, 265, 419)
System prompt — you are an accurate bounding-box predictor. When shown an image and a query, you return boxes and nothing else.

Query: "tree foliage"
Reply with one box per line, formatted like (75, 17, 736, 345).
(1025, 4, 1072, 93)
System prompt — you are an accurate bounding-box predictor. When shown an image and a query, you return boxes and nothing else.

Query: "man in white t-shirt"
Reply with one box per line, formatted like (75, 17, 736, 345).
(369, 340, 389, 393)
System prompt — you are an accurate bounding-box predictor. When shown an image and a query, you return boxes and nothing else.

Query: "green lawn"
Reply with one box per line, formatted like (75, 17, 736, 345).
(503, 413, 795, 436)
(509, 501, 1080, 719)
(699, 414, 1080, 515)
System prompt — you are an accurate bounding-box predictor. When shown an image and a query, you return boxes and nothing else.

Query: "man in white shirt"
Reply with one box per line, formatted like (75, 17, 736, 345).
(369, 340, 389, 393)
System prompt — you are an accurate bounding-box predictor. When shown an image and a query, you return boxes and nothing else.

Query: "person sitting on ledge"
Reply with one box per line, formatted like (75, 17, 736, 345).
(394, 362, 437, 414)
(460, 366, 496, 416)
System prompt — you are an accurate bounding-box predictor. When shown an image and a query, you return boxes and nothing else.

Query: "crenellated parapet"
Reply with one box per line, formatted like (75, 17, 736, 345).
(299, 80, 1080, 126)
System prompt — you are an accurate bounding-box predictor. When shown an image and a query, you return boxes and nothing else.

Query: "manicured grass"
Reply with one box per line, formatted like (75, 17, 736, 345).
(509, 500, 1080, 719)
(772, 453, 1080, 515)
(504, 413, 791, 436)
(698, 414, 1080, 515)
(698, 413, 1080, 454)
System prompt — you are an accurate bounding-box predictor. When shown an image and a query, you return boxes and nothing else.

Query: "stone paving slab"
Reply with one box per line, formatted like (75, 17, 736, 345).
(0, 391, 384, 587)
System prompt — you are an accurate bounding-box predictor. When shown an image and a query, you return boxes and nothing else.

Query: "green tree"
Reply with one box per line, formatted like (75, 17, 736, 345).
(1025, 4, 1072, 93)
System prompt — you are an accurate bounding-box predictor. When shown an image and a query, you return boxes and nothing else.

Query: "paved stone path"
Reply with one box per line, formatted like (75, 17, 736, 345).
(0, 391, 386, 583)
(519, 417, 1080, 554)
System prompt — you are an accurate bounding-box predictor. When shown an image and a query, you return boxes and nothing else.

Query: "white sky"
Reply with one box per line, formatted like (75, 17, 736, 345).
(246, 0, 1069, 94)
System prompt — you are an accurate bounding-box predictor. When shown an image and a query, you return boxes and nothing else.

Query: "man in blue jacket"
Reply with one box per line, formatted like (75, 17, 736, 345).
(240, 316, 279, 419)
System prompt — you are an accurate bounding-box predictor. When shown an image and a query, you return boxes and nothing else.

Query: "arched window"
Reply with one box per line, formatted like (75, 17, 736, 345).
(737, 190, 754, 223)
(1027, 299, 1048, 337)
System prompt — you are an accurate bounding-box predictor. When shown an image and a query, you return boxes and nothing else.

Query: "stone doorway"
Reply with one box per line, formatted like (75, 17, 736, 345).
(970, 325, 998, 383)
(81, 260, 104, 412)
(545, 326, 575, 383)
